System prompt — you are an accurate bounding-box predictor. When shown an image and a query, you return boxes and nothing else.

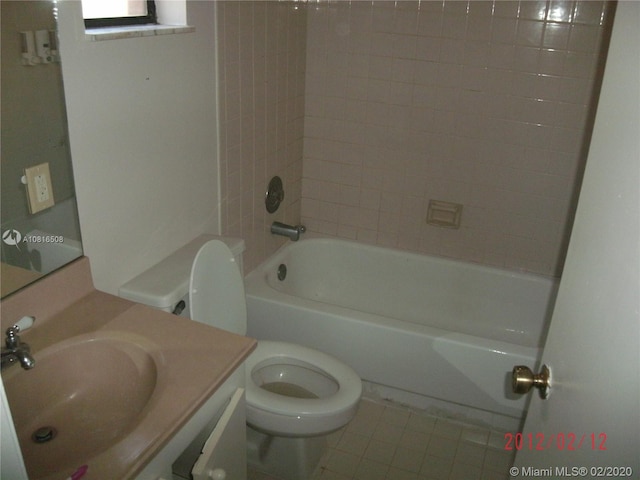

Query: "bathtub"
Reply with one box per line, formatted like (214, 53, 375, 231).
(245, 237, 558, 424)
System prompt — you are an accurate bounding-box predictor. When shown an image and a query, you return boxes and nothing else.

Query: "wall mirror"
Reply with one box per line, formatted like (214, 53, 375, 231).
(1, 0, 83, 298)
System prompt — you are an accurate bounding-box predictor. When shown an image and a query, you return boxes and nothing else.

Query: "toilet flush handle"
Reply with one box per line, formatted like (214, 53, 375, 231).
(172, 300, 186, 315)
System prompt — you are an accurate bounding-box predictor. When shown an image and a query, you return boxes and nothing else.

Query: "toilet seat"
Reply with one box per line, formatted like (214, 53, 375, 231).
(245, 340, 362, 436)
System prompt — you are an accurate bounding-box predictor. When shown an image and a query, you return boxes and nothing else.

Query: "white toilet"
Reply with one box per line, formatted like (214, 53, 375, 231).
(119, 235, 362, 480)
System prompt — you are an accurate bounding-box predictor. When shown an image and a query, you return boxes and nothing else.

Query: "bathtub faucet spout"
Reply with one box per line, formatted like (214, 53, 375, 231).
(271, 221, 306, 241)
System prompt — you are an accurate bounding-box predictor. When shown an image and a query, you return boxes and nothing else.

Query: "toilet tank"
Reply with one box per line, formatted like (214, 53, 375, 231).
(119, 234, 245, 317)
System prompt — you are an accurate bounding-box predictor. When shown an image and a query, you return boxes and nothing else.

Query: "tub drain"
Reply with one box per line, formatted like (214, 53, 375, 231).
(32, 426, 57, 444)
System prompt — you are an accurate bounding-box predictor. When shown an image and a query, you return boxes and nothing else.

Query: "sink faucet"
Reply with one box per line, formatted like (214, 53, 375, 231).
(1, 325, 35, 371)
(271, 221, 306, 241)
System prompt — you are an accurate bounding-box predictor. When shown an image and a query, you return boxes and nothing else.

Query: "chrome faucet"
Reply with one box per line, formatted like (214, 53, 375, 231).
(270, 221, 306, 241)
(1, 325, 35, 371)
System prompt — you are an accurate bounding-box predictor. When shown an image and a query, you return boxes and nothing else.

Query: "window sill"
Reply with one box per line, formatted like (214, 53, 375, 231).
(85, 24, 195, 42)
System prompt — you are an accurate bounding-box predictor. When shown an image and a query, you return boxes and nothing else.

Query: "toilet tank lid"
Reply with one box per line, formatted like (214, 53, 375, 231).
(118, 234, 245, 309)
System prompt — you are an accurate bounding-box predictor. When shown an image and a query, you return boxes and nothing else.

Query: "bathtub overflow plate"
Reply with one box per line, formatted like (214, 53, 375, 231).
(277, 264, 287, 281)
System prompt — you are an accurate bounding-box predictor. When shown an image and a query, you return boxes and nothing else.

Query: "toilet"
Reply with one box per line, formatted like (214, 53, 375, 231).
(119, 235, 362, 480)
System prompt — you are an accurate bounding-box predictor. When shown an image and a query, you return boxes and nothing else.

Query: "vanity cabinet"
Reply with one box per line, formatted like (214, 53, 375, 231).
(189, 388, 246, 480)
(138, 368, 247, 480)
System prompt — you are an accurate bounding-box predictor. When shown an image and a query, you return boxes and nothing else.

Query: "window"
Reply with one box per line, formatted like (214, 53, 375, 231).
(82, 0, 157, 29)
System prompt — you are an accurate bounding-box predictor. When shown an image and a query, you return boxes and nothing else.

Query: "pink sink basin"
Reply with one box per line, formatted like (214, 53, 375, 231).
(2, 332, 160, 479)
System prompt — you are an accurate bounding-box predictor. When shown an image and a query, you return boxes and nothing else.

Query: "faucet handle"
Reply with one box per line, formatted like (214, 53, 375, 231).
(14, 315, 35, 331)
(6, 325, 19, 335)
(5, 317, 34, 348)
(5, 326, 20, 349)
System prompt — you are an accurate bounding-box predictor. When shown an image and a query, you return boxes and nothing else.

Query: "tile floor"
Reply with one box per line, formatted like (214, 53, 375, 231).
(248, 399, 515, 480)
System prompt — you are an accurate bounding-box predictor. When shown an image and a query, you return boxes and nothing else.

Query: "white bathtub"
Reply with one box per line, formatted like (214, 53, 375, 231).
(245, 237, 558, 424)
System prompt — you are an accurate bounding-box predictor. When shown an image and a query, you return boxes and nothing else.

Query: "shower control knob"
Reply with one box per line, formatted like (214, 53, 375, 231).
(265, 176, 285, 213)
(512, 364, 551, 399)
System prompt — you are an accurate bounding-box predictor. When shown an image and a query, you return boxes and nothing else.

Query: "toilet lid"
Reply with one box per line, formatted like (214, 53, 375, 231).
(189, 240, 247, 335)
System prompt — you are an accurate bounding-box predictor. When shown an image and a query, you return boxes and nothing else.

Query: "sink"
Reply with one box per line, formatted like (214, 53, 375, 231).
(2, 332, 160, 479)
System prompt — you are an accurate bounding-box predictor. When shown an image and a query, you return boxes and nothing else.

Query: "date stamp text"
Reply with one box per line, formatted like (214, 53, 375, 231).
(505, 432, 607, 451)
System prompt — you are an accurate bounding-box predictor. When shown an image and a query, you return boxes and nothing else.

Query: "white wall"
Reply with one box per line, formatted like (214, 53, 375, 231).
(57, 0, 219, 294)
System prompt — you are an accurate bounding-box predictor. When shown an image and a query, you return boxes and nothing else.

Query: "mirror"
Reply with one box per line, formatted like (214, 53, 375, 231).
(1, 1, 83, 298)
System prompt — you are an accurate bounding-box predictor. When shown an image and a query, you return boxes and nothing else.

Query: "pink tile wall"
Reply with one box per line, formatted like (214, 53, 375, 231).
(301, 0, 613, 277)
(217, 1, 306, 272)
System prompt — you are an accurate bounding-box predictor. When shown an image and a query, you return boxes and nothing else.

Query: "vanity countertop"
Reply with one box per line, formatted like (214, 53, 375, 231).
(1, 257, 256, 480)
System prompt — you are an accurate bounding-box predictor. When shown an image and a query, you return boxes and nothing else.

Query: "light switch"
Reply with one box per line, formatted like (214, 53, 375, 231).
(24, 162, 55, 214)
